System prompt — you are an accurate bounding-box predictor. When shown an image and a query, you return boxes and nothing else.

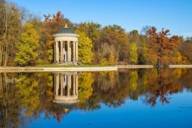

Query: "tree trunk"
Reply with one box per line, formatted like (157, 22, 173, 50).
(0, 46, 3, 66)
(3, 46, 8, 66)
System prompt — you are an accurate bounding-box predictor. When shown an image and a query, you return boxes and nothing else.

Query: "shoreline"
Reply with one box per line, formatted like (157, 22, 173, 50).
(169, 65, 192, 68)
(1, 65, 192, 73)
(0, 65, 153, 73)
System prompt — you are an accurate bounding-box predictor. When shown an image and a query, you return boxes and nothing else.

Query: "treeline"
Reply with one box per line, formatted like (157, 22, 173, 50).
(1, 1, 192, 66)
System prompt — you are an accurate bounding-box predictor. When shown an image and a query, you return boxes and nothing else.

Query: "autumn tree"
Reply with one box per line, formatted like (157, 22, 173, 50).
(146, 27, 182, 66)
(40, 11, 72, 63)
(97, 44, 117, 65)
(77, 22, 101, 50)
(97, 25, 128, 64)
(138, 36, 148, 64)
(128, 30, 148, 64)
(76, 22, 101, 64)
(129, 42, 138, 64)
(129, 30, 140, 43)
(15, 23, 40, 66)
(179, 38, 192, 64)
(0, 1, 22, 66)
(76, 30, 94, 64)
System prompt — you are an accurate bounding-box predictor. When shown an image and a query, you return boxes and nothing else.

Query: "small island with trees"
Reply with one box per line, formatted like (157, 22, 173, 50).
(1, 1, 192, 72)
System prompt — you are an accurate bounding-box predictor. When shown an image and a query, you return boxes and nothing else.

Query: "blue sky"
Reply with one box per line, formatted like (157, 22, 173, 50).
(11, 0, 192, 37)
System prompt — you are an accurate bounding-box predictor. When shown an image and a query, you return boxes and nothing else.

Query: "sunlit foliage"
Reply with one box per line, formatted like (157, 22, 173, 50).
(76, 30, 94, 64)
(15, 23, 40, 66)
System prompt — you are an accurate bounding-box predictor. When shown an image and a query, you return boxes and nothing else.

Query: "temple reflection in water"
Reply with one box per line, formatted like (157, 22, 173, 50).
(53, 72, 79, 104)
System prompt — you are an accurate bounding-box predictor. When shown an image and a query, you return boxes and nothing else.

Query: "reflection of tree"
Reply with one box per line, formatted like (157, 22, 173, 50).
(1, 69, 192, 126)
(16, 74, 40, 116)
(91, 72, 129, 107)
(128, 70, 139, 100)
(16, 73, 73, 122)
(143, 69, 183, 106)
(0, 73, 74, 127)
(179, 69, 192, 90)
(88, 69, 192, 108)
(77, 72, 94, 110)
(0, 73, 20, 128)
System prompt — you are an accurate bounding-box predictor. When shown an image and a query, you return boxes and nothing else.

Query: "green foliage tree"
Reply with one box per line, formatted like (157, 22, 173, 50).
(76, 30, 94, 64)
(15, 23, 40, 66)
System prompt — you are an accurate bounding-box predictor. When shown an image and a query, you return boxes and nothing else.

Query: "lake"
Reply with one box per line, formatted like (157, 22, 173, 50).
(0, 69, 192, 128)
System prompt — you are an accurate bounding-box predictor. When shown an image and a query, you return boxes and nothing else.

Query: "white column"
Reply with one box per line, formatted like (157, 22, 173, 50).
(60, 41, 64, 63)
(63, 42, 66, 62)
(73, 42, 76, 63)
(76, 41, 78, 63)
(55, 41, 59, 63)
(67, 41, 70, 62)
(69, 42, 72, 62)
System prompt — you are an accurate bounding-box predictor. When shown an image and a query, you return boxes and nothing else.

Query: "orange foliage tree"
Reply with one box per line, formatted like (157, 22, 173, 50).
(146, 27, 182, 66)
(40, 11, 72, 63)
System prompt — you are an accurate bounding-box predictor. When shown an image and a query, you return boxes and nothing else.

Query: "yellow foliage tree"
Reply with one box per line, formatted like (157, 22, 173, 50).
(76, 31, 94, 64)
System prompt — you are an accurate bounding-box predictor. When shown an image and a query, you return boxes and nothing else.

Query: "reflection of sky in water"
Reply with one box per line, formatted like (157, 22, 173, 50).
(26, 91, 192, 128)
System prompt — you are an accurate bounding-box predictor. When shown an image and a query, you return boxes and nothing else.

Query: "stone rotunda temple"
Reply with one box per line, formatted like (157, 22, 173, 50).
(53, 25, 78, 65)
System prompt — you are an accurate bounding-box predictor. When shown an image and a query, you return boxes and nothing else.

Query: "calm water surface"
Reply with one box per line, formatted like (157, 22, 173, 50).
(0, 69, 192, 128)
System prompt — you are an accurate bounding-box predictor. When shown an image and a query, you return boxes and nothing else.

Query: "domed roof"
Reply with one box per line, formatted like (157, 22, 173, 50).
(57, 23, 75, 34)
(58, 27, 75, 34)
(53, 24, 78, 39)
